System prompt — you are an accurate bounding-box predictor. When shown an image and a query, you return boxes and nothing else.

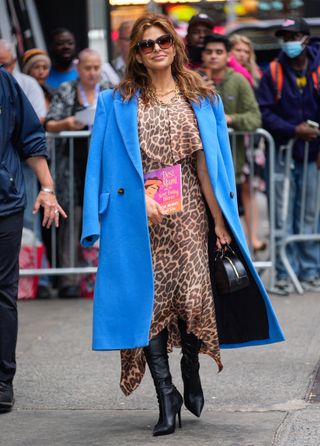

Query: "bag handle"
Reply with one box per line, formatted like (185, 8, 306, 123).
(214, 242, 236, 260)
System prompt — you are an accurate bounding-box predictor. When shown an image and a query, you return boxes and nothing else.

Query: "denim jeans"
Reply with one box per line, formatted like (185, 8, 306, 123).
(274, 152, 320, 280)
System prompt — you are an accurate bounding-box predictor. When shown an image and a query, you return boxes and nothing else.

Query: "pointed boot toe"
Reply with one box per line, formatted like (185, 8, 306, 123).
(184, 391, 204, 417)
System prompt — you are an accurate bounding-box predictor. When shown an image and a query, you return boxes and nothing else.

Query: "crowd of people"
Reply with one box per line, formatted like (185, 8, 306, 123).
(0, 11, 318, 433)
(0, 14, 319, 298)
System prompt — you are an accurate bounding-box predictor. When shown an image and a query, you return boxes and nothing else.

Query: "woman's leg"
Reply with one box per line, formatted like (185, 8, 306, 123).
(144, 328, 183, 436)
(241, 180, 266, 251)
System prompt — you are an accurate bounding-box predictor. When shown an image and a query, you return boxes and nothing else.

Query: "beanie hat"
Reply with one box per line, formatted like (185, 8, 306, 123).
(22, 48, 51, 74)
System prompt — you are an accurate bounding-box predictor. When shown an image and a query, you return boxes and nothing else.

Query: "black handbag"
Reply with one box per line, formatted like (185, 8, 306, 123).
(213, 244, 250, 295)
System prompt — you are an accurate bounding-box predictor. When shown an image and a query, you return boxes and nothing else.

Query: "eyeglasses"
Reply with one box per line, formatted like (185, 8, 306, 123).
(136, 34, 173, 55)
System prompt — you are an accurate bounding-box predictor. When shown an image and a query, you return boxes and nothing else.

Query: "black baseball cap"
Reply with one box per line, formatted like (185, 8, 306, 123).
(188, 14, 215, 32)
(275, 18, 310, 37)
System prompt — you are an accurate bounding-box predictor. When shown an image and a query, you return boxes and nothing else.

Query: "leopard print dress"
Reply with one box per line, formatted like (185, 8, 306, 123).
(120, 92, 222, 396)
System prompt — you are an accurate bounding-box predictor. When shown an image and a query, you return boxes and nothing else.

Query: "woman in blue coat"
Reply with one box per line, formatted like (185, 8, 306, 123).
(81, 13, 284, 437)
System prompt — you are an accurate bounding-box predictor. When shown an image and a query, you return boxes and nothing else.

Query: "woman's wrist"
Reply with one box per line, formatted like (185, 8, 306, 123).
(214, 218, 226, 229)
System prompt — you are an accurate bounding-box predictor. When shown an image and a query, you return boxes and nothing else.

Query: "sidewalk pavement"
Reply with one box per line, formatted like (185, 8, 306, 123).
(1, 291, 320, 446)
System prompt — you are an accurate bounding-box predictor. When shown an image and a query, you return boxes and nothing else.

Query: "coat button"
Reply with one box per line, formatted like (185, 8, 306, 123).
(117, 188, 125, 195)
(230, 191, 234, 198)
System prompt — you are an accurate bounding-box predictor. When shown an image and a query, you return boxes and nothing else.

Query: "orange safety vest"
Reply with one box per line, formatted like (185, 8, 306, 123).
(270, 59, 320, 101)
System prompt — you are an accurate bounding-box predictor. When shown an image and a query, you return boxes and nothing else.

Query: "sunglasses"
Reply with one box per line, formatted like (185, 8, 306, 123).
(137, 34, 173, 55)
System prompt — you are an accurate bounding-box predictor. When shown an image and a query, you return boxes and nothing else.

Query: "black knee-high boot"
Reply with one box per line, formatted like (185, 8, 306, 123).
(178, 318, 204, 417)
(144, 328, 183, 436)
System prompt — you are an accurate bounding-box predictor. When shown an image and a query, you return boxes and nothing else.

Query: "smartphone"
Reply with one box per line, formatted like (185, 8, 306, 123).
(306, 119, 319, 129)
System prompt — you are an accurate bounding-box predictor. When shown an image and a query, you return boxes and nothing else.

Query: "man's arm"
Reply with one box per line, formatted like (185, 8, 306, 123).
(13, 77, 48, 159)
(256, 68, 296, 138)
(26, 156, 67, 228)
(12, 74, 66, 227)
(256, 69, 319, 141)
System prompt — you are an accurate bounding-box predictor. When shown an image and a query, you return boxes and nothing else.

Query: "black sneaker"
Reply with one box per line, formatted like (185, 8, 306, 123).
(36, 284, 54, 299)
(0, 382, 14, 412)
(59, 285, 81, 298)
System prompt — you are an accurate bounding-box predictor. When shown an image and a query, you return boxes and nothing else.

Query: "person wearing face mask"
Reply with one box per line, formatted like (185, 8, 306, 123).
(256, 18, 320, 294)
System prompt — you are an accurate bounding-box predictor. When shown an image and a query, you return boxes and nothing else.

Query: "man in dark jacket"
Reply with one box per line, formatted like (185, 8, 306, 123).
(0, 66, 66, 412)
(256, 18, 320, 293)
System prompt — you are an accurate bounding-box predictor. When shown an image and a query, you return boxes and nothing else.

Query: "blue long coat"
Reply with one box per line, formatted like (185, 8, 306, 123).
(81, 89, 285, 351)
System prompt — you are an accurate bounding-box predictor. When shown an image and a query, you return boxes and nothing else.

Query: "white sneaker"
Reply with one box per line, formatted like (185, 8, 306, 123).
(275, 279, 294, 294)
(300, 279, 320, 292)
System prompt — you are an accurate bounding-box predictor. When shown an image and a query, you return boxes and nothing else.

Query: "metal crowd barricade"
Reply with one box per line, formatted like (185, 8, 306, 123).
(277, 140, 320, 294)
(228, 128, 277, 291)
(19, 130, 97, 278)
(20, 128, 280, 294)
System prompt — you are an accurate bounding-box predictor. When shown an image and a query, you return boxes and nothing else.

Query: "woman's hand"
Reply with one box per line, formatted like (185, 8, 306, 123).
(215, 221, 232, 250)
(225, 114, 232, 126)
(145, 195, 164, 225)
(65, 116, 86, 131)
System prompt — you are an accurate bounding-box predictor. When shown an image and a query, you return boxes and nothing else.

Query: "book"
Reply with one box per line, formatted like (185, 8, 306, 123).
(144, 164, 183, 215)
(75, 106, 96, 126)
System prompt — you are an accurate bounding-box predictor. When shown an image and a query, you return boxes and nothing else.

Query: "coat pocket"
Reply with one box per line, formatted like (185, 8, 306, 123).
(99, 192, 110, 215)
(0, 163, 18, 202)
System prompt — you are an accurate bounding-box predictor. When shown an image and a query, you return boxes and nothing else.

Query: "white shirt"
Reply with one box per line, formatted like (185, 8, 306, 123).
(13, 71, 46, 119)
(100, 62, 120, 87)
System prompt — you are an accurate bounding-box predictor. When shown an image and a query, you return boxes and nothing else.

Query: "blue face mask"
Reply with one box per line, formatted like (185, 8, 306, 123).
(280, 40, 305, 58)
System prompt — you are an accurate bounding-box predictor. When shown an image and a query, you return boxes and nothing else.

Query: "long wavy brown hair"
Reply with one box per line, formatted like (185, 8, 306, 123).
(116, 13, 215, 103)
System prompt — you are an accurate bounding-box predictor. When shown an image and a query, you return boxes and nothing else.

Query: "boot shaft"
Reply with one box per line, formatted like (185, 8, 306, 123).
(144, 329, 183, 436)
(144, 328, 172, 386)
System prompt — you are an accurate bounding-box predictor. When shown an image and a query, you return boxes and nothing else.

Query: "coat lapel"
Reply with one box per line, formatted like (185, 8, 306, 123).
(113, 92, 144, 180)
(191, 99, 218, 186)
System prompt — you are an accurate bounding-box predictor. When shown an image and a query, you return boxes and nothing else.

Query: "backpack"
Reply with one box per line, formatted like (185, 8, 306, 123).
(269, 59, 320, 101)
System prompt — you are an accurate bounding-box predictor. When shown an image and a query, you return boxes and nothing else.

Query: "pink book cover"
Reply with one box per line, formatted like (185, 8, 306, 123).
(144, 164, 183, 215)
